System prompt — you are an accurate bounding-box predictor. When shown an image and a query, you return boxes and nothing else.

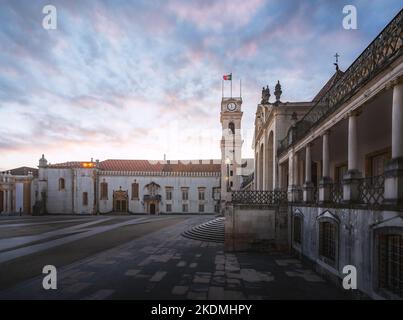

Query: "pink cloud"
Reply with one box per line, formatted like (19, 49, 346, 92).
(167, 0, 265, 31)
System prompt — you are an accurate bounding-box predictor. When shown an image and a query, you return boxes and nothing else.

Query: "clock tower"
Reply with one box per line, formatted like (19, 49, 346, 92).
(220, 97, 243, 203)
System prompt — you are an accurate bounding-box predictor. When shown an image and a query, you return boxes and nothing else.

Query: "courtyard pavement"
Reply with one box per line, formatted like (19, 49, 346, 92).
(0, 215, 353, 300)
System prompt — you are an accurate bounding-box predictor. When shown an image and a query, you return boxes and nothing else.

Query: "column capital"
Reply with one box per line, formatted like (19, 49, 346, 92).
(321, 129, 330, 137)
(346, 108, 362, 118)
(305, 141, 314, 149)
(386, 75, 403, 89)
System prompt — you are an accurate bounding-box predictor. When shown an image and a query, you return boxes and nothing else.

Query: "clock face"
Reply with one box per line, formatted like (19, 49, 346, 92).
(227, 102, 236, 112)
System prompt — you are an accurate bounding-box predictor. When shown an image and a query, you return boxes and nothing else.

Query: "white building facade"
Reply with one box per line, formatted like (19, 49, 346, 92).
(235, 10, 403, 299)
(35, 158, 222, 215)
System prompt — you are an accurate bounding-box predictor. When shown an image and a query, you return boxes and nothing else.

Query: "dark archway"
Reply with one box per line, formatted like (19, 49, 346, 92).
(150, 203, 156, 215)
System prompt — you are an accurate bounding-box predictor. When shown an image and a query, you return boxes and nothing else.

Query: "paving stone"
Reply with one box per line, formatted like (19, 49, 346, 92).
(224, 290, 246, 300)
(83, 289, 114, 300)
(177, 261, 187, 267)
(286, 270, 325, 282)
(172, 286, 189, 295)
(208, 286, 224, 299)
(189, 262, 198, 268)
(65, 282, 92, 294)
(226, 272, 241, 279)
(193, 275, 210, 284)
(150, 271, 167, 282)
(187, 291, 207, 300)
(211, 276, 225, 286)
(125, 269, 141, 276)
(275, 259, 301, 266)
(240, 269, 261, 282)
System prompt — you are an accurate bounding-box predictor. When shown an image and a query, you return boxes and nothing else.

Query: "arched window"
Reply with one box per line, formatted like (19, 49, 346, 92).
(59, 178, 65, 191)
(293, 215, 302, 245)
(377, 229, 403, 298)
(319, 220, 338, 266)
(132, 182, 139, 200)
(100, 182, 108, 200)
(228, 122, 235, 134)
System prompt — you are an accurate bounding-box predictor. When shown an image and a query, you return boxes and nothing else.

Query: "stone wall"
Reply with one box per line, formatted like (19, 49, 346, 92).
(224, 203, 288, 252)
(291, 205, 403, 299)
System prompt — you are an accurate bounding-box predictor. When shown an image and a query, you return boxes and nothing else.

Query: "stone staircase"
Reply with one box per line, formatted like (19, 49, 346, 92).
(182, 217, 224, 243)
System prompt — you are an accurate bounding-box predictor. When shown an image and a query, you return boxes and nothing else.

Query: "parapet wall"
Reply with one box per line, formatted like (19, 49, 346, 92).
(224, 203, 288, 252)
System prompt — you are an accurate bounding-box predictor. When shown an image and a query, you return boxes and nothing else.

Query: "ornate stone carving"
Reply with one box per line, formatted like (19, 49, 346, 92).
(274, 80, 282, 102)
(261, 86, 270, 104)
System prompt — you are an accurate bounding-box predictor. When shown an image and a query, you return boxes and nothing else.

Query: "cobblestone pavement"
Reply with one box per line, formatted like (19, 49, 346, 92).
(0, 215, 352, 300)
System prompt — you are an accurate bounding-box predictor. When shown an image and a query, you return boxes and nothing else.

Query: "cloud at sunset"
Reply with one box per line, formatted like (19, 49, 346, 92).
(0, 0, 401, 170)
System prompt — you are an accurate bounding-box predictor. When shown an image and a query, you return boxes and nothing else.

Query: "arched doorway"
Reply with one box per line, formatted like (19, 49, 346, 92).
(150, 203, 156, 215)
(113, 188, 128, 213)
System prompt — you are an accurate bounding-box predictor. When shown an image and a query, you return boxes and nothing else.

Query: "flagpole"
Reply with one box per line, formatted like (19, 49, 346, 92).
(222, 79, 224, 98)
(240, 79, 242, 98)
(230, 72, 232, 98)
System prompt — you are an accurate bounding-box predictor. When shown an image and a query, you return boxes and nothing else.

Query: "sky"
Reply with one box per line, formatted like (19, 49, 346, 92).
(0, 0, 402, 170)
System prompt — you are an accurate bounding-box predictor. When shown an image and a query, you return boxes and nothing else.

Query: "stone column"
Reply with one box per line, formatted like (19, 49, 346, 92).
(254, 151, 258, 190)
(303, 143, 315, 202)
(288, 151, 302, 202)
(277, 162, 283, 190)
(3, 190, 7, 213)
(319, 131, 332, 203)
(343, 111, 362, 203)
(384, 80, 403, 205)
(287, 152, 294, 202)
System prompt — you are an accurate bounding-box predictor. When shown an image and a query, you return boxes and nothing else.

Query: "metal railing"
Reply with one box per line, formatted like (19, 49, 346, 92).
(330, 183, 344, 205)
(358, 175, 385, 206)
(232, 190, 287, 205)
(278, 10, 403, 155)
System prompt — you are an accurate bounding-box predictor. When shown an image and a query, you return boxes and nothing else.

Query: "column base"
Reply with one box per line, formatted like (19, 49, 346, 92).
(288, 185, 302, 202)
(303, 182, 315, 203)
(383, 157, 403, 206)
(319, 177, 333, 204)
(343, 169, 362, 203)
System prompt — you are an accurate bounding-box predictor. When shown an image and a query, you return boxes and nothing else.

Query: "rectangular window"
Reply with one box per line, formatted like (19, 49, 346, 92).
(198, 188, 205, 201)
(132, 183, 139, 200)
(100, 182, 108, 200)
(378, 234, 403, 298)
(166, 204, 172, 213)
(82, 192, 88, 206)
(319, 221, 337, 264)
(182, 204, 188, 212)
(293, 216, 302, 244)
(334, 163, 348, 183)
(199, 204, 204, 213)
(182, 188, 189, 201)
(166, 187, 173, 200)
(59, 178, 65, 191)
(365, 148, 391, 177)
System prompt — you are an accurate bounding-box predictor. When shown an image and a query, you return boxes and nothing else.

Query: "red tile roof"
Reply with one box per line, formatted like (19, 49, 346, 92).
(48, 159, 221, 173)
(99, 159, 221, 173)
(48, 162, 86, 169)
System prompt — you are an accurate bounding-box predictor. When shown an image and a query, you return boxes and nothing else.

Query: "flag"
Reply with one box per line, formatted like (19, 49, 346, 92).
(223, 73, 232, 81)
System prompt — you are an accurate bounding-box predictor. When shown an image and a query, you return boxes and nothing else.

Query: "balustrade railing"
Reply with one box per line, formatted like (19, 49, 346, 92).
(278, 10, 403, 155)
(231, 190, 287, 205)
(358, 175, 385, 206)
(330, 183, 344, 205)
